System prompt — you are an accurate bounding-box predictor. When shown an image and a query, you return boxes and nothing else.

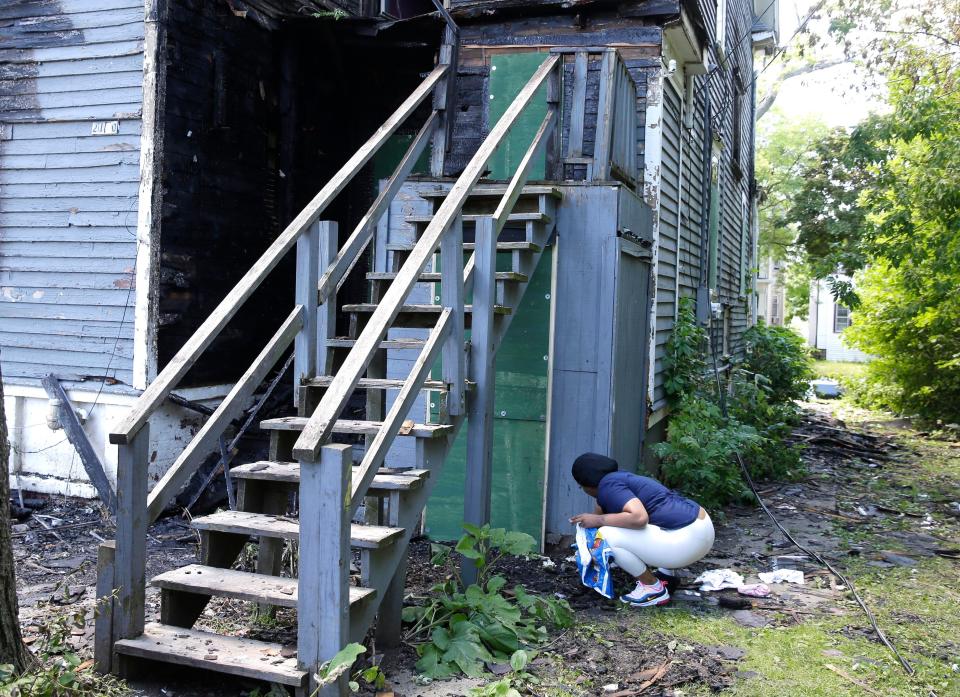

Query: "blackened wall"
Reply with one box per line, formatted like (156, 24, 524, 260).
(158, 2, 438, 385)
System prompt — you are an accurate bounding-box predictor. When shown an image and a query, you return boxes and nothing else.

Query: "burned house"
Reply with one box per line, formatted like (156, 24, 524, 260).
(1, 0, 775, 690)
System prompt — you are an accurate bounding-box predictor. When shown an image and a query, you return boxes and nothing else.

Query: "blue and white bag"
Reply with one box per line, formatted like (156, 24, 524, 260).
(574, 524, 615, 599)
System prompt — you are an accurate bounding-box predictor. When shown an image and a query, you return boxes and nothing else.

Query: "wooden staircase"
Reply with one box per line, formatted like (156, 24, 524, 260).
(97, 53, 563, 696)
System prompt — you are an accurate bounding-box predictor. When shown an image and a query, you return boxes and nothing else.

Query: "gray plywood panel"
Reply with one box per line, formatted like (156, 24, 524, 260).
(545, 185, 652, 536)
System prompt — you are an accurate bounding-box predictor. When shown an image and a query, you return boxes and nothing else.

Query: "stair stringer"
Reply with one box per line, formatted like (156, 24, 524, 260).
(349, 420, 462, 642)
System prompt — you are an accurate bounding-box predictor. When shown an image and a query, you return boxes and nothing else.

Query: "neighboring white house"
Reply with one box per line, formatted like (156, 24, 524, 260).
(755, 257, 785, 326)
(807, 276, 870, 362)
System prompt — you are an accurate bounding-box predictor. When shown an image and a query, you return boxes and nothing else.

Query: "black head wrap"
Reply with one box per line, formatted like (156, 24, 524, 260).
(571, 452, 618, 487)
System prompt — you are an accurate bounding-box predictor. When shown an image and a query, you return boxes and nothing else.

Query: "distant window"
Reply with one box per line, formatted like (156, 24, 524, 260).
(771, 296, 780, 325)
(834, 304, 852, 332)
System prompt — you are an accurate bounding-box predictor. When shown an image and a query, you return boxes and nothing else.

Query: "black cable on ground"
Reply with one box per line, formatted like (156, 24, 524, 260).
(706, 336, 916, 676)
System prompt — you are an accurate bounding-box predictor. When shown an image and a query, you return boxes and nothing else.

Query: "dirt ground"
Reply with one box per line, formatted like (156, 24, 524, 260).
(10, 400, 960, 696)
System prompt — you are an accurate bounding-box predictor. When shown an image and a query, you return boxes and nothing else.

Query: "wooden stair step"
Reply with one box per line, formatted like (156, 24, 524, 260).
(260, 417, 452, 439)
(113, 623, 306, 687)
(417, 184, 562, 199)
(327, 337, 425, 350)
(150, 564, 375, 609)
(342, 303, 511, 316)
(404, 212, 550, 224)
(232, 461, 429, 491)
(190, 510, 404, 549)
(366, 271, 529, 283)
(305, 376, 449, 391)
(463, 241, 541, 252)
(385, 241, 541, 253)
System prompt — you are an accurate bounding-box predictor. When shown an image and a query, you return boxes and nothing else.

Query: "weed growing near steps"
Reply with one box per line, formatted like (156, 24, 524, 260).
(402, 524, 573, 680)
(0, 606, 126, 697)
(655, 299, 810, 508)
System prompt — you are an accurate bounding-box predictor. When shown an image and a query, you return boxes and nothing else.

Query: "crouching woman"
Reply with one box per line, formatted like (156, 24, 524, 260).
(569, 453, 714, 607)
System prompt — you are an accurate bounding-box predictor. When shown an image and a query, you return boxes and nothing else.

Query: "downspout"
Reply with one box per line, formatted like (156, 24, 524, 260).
(695, 79, 713, 325)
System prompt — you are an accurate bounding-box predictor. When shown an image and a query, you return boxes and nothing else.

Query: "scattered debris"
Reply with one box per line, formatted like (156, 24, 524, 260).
(758, 569, 805, 585)
(737, 583, 771, 598)
(880, 551, 917, 567)
(693, 569, 745, 591)
(731, 610, 770, 628)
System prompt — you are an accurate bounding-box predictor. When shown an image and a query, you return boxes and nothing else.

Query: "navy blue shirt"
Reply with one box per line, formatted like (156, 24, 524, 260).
(596, 472, 700, 530)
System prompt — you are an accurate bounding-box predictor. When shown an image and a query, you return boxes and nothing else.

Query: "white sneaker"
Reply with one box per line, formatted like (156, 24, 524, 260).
(620, 579, 670, 607)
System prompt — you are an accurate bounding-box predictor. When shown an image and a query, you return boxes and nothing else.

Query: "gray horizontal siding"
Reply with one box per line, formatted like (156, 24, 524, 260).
(0, 0, 144, 385)
(652, 78, 683, 405)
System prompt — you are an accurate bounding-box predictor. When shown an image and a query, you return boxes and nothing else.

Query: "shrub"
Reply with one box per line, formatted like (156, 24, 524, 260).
(741, 321, 814, 404)
(656, 302, 808, 508)
(654, 394, 759, 510)
(727, 370, 805, 482)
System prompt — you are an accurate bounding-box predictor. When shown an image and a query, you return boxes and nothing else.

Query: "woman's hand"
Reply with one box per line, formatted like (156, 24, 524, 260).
(570, 513, 605, 528)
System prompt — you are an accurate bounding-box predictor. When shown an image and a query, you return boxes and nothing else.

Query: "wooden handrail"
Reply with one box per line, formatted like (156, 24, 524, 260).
(348, 309, 452, 515)
(319, 110, 440, 303)
(146, 306, 304, 522)
(462, 106, 558, 293)
(292, 55, 560, 461)
(109, 64, 448, 445)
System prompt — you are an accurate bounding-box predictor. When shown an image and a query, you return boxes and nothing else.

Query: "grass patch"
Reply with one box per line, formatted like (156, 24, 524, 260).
(813, 360, 868, 383)
(598, 559, 960, 697)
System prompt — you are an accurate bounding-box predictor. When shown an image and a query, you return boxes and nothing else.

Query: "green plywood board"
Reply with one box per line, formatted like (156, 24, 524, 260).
(425, 249, 553, 544)
(372, 133, 431, 181)
(488, 53, 548, 180)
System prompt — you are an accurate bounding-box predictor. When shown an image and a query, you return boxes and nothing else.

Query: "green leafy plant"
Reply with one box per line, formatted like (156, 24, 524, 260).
(741, 321, 814, 404)
(655, 394, 759, 510)
(727, 369, 805, 482)
(0, 606, 126, 697)
(656, 300, 808, 507)
(403, 525, 572, 680)
(662, 298, 708, 404)
(470, 677, 522, 697)
(311, 643, 366, 695)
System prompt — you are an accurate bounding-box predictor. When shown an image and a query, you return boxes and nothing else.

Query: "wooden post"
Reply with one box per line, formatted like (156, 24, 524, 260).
(440, 215, 465, 416)
(94, 541, 116, 673)
(593, 50, 617, 181)
(295, 221, 320, 409)
(298, 443, 352, 697)
(316, 221, 339, 379)
(376, 490, 406, 648)
(112, 425, 149, 656)
(430, 26, 457, 178)
(462, 217, 497, 585)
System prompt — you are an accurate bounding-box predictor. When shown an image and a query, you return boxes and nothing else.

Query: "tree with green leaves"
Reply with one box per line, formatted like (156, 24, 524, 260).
(784, 1, 960, 420)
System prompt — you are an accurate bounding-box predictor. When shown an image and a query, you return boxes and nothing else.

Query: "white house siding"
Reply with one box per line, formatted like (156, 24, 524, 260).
(0, 0, 145, 385)
(808, 278, 870, 363)
(0, 0, 163, 498)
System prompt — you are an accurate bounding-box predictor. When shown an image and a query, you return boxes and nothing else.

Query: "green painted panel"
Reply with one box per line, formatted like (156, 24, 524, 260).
(425, 249, 553, 543)
(372, 133, 431, 181)
(487, 53, 548, 180)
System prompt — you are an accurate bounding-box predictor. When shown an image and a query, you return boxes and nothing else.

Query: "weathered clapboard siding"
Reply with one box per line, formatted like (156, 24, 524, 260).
(0, 0, 144, 385)
(690, 0, 754, 359)
(651, 77, 683, 406)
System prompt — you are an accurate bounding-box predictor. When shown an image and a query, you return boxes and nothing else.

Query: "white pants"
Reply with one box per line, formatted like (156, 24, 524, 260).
(599, 514, 715, 578)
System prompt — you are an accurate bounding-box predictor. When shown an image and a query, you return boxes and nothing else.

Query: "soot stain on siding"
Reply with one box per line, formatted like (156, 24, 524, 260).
(0, 2, 85, 122)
